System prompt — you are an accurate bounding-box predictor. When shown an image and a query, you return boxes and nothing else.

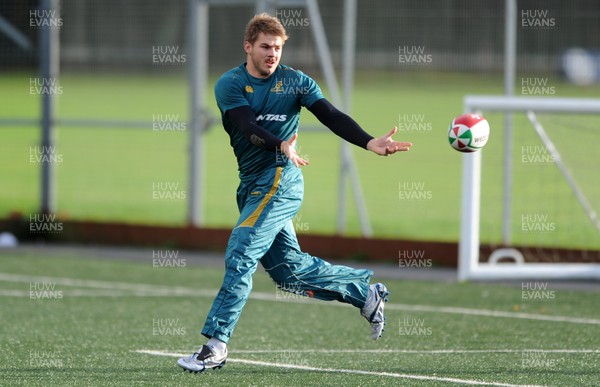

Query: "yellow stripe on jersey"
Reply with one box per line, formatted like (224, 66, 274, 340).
(237, 167, 282, 228)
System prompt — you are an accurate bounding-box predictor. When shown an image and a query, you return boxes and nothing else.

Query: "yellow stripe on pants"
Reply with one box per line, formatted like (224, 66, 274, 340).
(237, 167, 283, 228)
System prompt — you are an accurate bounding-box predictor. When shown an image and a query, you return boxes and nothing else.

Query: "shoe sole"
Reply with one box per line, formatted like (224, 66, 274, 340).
(180, 360, 227, 373)
(371, 284, 390, 339)
(370, 284, 390, 321)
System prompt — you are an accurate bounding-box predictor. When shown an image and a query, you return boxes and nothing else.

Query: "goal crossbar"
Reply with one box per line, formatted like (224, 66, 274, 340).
(464, 96, 600, 114)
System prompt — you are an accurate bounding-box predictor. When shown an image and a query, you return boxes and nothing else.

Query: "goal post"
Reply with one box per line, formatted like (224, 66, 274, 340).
(458, 95, 600, 281)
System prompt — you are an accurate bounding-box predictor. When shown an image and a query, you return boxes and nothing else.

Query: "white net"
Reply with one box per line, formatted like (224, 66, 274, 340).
(477, 110, 600, 264)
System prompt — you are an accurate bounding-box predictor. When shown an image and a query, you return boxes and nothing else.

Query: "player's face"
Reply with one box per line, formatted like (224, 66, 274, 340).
(245, 33, 283, 78)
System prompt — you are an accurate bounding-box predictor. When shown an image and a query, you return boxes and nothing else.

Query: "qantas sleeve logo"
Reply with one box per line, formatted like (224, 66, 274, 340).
(256, 114, 287, 122)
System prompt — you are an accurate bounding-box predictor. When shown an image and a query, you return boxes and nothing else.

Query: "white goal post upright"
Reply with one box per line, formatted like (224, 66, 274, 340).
(458, 96, 600, 281)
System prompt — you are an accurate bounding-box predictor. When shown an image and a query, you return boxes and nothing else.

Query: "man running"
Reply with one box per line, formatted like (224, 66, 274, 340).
(178, 13, 412, 373)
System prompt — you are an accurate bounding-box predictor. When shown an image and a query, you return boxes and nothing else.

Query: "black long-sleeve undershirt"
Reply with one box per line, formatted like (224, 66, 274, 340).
(225, 98, 374, 152)
(226, 105, 283, 151)
(307, 98, 374, 149)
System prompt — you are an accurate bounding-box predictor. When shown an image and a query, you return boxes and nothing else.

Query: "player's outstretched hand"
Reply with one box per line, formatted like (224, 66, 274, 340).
(280, 133, 309, 167)
(366, 127, 412, 156)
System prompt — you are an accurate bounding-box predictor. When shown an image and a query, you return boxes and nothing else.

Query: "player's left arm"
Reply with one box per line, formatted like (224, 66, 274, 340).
(307, 98, 412, 156)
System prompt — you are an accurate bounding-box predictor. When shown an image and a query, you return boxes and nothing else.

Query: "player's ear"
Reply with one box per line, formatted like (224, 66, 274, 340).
(243, 40, 252, 54)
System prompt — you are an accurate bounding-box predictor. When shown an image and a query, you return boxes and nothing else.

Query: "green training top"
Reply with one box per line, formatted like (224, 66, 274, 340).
(215, 63, 324, 180)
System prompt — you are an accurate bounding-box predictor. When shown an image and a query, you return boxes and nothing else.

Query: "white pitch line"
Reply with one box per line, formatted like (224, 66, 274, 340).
(227, 348, 600, 354)
(2, 272, 600, 325)
(386, 303, 600, 325)
(134, 349, 545, 387)
(0, 289, 200, 297)
(231, 286, 600, 326)
(136, 348, 600, 355)
(0, 289, 32, 297)
(0, 272, 216, 297)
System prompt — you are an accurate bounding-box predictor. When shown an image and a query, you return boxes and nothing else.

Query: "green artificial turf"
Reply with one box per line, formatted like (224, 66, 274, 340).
(0, 252, 599, 386)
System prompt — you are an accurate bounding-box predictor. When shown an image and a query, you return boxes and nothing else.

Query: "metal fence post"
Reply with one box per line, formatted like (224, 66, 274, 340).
(39, 0, 60, 215)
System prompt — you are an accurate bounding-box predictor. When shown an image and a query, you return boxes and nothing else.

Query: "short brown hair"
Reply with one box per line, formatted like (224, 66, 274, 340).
(244, 13, 288, 44)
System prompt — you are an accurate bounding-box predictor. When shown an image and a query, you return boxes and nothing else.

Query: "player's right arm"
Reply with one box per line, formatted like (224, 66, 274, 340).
(215, 73, 307, 167)
(226, 107, 308, 167)
(226, 106, 282, 151)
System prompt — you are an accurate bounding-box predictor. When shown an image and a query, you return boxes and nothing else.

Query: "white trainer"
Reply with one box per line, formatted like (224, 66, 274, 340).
(177, 345, 227, 373)
(360, 283, 389, 340)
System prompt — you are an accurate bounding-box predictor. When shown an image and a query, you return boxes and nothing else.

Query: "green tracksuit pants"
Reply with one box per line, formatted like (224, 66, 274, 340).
(202, 164, 372, 343)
